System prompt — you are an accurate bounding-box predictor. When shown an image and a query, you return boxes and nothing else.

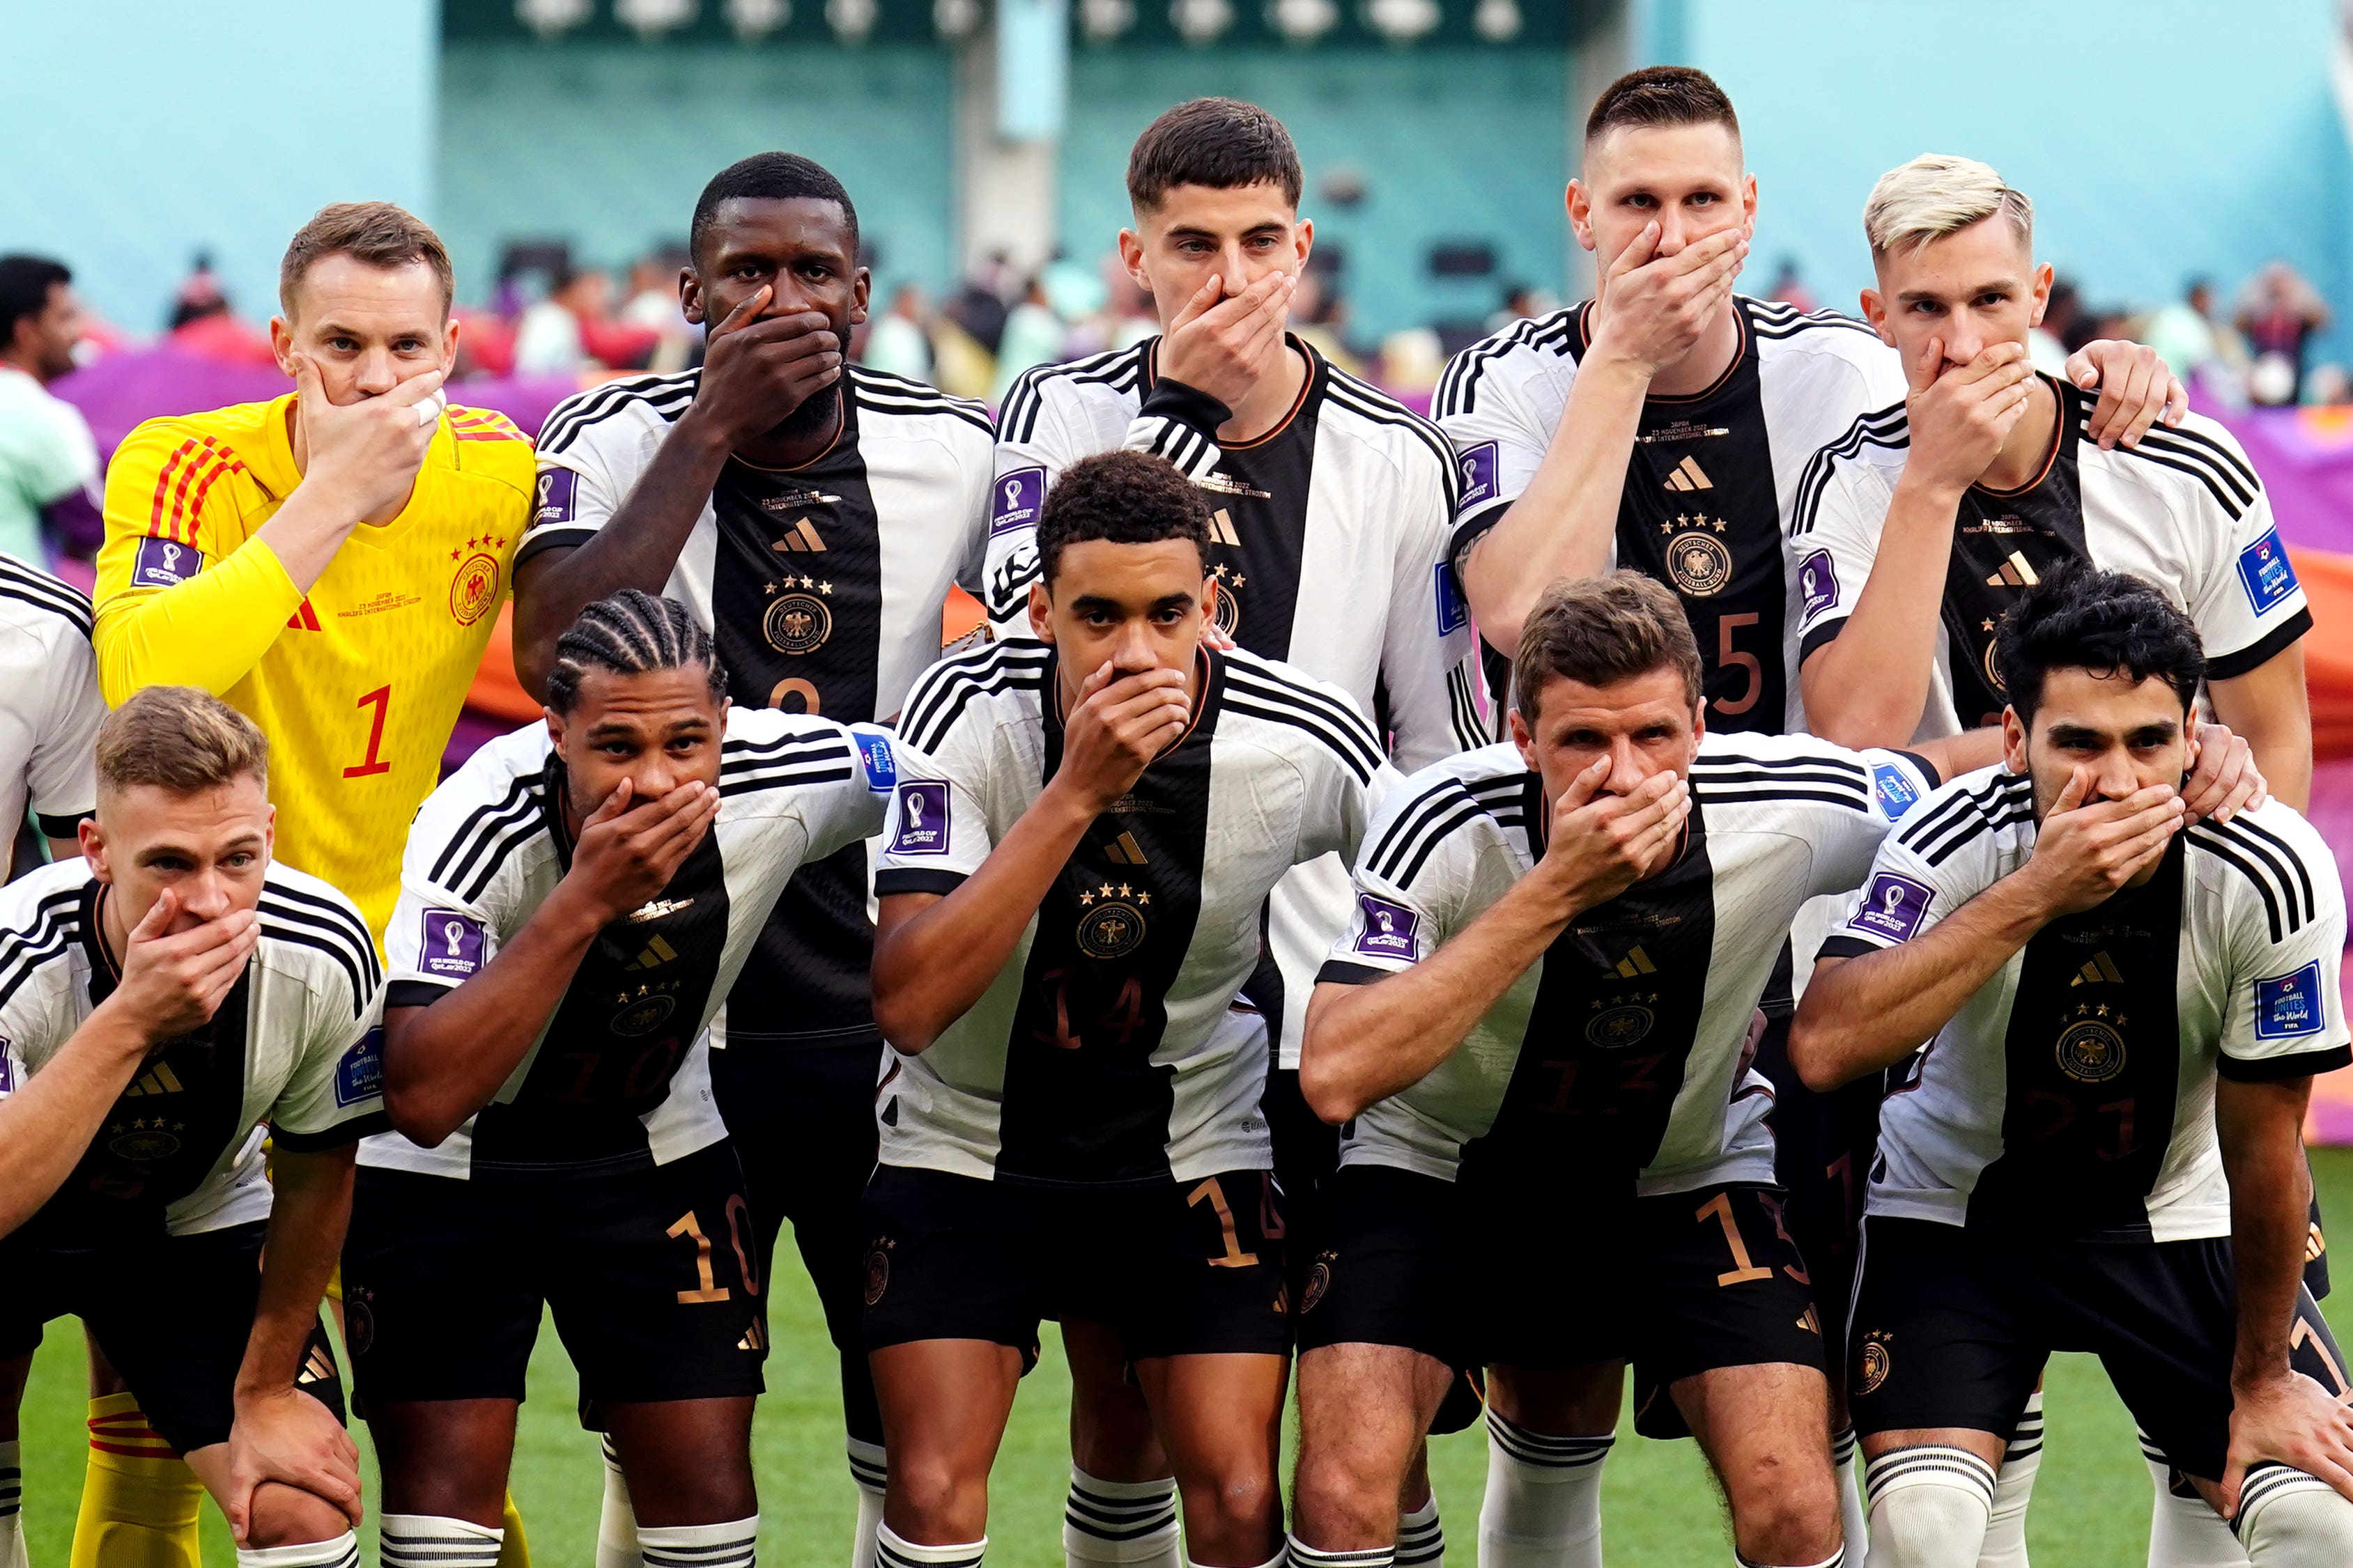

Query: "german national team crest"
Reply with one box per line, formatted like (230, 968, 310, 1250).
(611, 986, 678, 1037)
(1076, 882, 1149, 960)
(450, 550, 501, 626)
(1856, 1334, 1891, 1395)
(764, 582, 834, 655)
(2055, 1006, 2128, 1083)
(864, 1242, 891, 1305)
(1663, 521, 1731, 597)
(1300, 1251, 1335, 1314)
(107, 1120, 181, 1161)
(1982, 637, 2006, 694)
(1585, 999, 1656, 1049)
(1210, 564, 1244, 638)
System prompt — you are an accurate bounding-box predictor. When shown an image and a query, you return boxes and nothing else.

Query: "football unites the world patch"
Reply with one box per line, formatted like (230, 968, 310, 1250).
(1849, 871, 1934, 944)
(336, 1026, 386, 1107)
(419, 910, 488, 979)
(2237, 526, 2299, 614)
(1433, 561, 1469, 635)
(2255, 961, 2326, 1040)
(1872, 761, 1922, 821)
(890, 780, 951, 855)
(855, 727, 897, 792)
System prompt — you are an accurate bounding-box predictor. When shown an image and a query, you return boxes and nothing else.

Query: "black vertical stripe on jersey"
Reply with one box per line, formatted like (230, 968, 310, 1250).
(1938, 375, 2088, 729)
(22, 883, 253, 1243)
(996, 649, 1222, 1185)
(1146, 338, 1321, 662)
(1967, 836, 2185, 1239)
(465, 760, 734, 1176)
(704, 383, 886, 1049)
(1565, 300, 1787, 733)
(1456, 775, 1720, 1188)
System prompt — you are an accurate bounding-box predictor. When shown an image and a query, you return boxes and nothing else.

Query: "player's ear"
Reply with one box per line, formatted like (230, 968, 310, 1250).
(2001, 706, 2030, 775)
(1565, 180, 1595, 251)
(1860, 288, 1892, 343)
(679, 270, 709, 328)
(1508, 704, 1537, 769)
(1293, 217, 1313, 270)
(2028, 261, 2054, 329)
(1690, 699, 1707, 745)
(1117, 229, 1151, 293)
(440, 315, 461, 373)
(850, 267, 872, 327)
(77, 816, 107, 879)
(1740, 172, 1758, 229)
(262, 803, 275, 862)
(544, 706, 569, 752)
(268, 315, 298, 378)
(1028, 581, 1054, 643)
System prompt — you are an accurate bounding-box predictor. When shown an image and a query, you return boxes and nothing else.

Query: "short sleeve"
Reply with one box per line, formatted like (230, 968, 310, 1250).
(872, 732, 994, 896)
(1316, 774, 1477, 986)
(516, 406, 631, 568)
(1815, 784, 1993, 961)
(2216, 822, 2352, 1080)
(28, 621, 102, 836)
(1432, 332, 1569, 569)
(1789, 459, 1895, 666)
(2188, 455, 2311, 681)
(1378, 436, 1490, 766)
(267, 972, 389, 1151)
(805, 722, 897, 860)
(1803, 746, 1941, 897)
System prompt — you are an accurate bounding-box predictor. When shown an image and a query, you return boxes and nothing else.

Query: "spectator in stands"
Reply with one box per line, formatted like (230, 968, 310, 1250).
(861, 281, 934, 382)
(1766, 255, 1816, 313)
(2147, 277, 2221, 380)
(2237, 260, 2331, 405)
(164, 251, 276, 367)
(0, 256, 100, 564)
(989, 272, 1065, 401)
(618, 245, 695, 372)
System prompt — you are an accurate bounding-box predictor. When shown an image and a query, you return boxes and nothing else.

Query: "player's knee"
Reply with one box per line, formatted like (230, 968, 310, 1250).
(2235, 1465, 2353, 1566)
(1290, 1441, 1401, 1543)
(241, 1481, 350, 1548)
(888, 1452, 989, 1536)
(1180, 1457, 1281, 1532)
(1722, 1456, 1839, 1565)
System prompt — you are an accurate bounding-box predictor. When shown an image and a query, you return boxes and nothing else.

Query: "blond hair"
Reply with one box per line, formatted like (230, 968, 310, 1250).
(279, 201, 453, 316)
(1512, 572, 1702, 716)
(1862, 154, 2033, 258)
(97, 687, 270, 798)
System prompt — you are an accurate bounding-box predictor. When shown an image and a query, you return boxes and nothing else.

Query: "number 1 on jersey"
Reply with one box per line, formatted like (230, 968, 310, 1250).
(344, 685, 393, 778)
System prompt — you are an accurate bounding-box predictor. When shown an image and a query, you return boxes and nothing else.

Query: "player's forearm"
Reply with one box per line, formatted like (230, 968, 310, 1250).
(1458, 354, 1651, 658)
(252, 481, 369, 595)
(872, 783, 1100, 1052)
(2217, 1075, 2316, 1390)
(382, 886, 605, 1145)
(236, 1144, 354, 1402)
(513, 417, 733, 699)
(0, 1008, 152, 1236)
(93, 540, 303, 704)
(1799, 479, 1960, 749)
(1299, 875, 1573, 1123)
(1791, 877, 2051, 1089)
(2210, 652, 2313, 814)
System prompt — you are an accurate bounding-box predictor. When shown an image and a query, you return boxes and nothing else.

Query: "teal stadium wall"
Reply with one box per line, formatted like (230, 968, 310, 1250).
(0, 0, 436, 334)
(1649, 0, 2353, 364)
(433, 42, 957, 307)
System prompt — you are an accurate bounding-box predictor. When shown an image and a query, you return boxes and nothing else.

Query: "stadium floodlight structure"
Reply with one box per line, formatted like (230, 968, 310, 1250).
(1079, 0, 1136, 38)
(1268, 0, 1339, 43)
(1472, 0, 1520, 40)
(726, 0, 792, 36)
(828, 0, 879, 41)
(516, 0, 594, 36)
(1362, 0, 1439, 40)
(1171, 0, 1235, 42)
(617, 0, 698, 36)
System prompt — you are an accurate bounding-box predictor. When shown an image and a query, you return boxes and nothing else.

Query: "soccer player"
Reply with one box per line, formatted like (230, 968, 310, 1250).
(511, 153, 992, 1564)
(1288, 571, 1984, 1568)
(1789, 567, 2353, 1568)
(346, 589, 893, 1568)
(0, 685, 387, 1568)
(1430, 70, 2183, 1556)
(1792, 155, 2310, 800)
(94, 202, 534, 939)
(863, 451, 1382, 1568)
(982, 100, 1481, 1565)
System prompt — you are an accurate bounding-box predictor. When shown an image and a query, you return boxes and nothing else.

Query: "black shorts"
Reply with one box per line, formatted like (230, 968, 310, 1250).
(1296, 1164, 1825, 1435)
(344, 1140, 764, 1409)
(0, 1220, 346, 1455)
(862, 1164, 1291, 1362)
(1848, 1215, 2329, 1482)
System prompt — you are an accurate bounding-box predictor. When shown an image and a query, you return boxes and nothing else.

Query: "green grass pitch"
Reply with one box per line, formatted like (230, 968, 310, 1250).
(17, 1149, 2353, 1565)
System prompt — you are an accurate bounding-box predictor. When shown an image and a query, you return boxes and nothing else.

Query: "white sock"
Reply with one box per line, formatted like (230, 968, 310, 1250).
(1480, 1409, 1610, 1568)
(237, 1535, 362, 1567)
(599, 1433, 642, 1568)
(640, 1515, 760, 1568)
(1862, 1446, 1993, 1568)
(1975, 1392, 2040, 1568)
(851, 1438, 890, 1568)
(877, 1523, 987, 1568)
(0, 1439, 21, 1568)
(2140, 1431, 2245, 1567)
(1065, 1468, 1181, 1568)
(381, 1514, 506, 1568)
(1396, 1495, 1442, 1568)
(1835, 1427, 1867, 1564)
(2235, 1464, 2353, 1567)
(1286, 1539, 1391, 1568)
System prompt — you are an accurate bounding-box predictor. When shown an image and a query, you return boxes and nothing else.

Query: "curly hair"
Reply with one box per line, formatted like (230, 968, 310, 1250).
(1035, 450, 1212, 587)
(1993, 563, 2203, 727)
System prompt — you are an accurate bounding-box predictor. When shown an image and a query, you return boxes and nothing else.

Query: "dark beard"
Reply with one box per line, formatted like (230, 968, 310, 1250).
(768, 377, 843, 444)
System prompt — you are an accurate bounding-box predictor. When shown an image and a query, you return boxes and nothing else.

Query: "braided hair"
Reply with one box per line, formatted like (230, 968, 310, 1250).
(544, 589, 728, 715)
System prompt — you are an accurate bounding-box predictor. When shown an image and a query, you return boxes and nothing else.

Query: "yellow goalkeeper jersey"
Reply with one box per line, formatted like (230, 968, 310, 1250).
(95, 393, 534, 942)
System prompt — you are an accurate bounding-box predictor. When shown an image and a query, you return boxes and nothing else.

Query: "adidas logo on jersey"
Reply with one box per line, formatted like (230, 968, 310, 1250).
(627, 936, 680, 970)
(124, 1064, 185, 1096)
(1986, 551, 2040, 588)
(2071, 951, 2125, 986)
(1663, 456, 1712, 492)
(1796, 1306, 1822, 1335)
(1208, 509, 1242, 547)
(298, 1344, 337, 1385)
(739, 1319, 769, 1351)
(1104, 832, 1149, 866)
(286, 598, 321, 631)
(772, 518, 826, 553)
(1612, 947, 1658, 979)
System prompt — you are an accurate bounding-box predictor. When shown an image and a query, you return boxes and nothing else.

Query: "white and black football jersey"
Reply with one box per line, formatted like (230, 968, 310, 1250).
(985, 335, 1486, 1063)
(0, 858, 385, 1241)
(523, 367, 993, 1052)
(871, 639, 1382, 1186)
(0, 556, 103, 842)
(1789, 378, 2311, 736)
(1435, 297, 1908, 733)
(1822, 768, 2350, 1240)
(369, 706, 893, 1181)
(1322, 735, 1937, 1195)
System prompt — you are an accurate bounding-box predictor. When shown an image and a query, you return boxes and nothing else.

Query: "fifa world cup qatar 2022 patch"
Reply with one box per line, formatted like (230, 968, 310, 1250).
(1456, 442, 1499, 513)
(1798, 550, 1839, 619)
(992, 467, 1044, 536)
(419, 910, 488, 980)
(890, 781, 951, 855)
(534, 466, 577, 528)
(132, 536, 204, 588)
(1353, 893, 1420, 961)
(1848, 871, 1934, 944)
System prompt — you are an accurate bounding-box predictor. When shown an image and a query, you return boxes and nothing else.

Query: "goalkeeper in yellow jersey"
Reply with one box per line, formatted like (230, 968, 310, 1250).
(83, 203, 534, 1567)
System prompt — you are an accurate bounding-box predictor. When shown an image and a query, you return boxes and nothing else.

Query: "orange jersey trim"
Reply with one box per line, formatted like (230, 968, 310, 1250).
(148, 435, 248, 545)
